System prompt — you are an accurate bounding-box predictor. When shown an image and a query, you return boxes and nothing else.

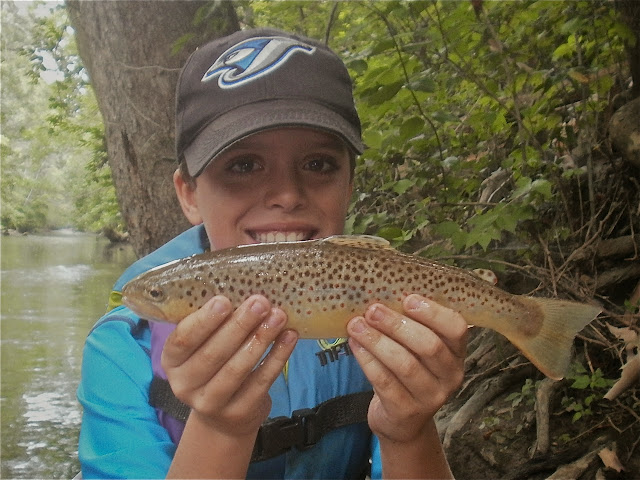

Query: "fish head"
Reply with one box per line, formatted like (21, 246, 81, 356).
(121, 262, 198, 324)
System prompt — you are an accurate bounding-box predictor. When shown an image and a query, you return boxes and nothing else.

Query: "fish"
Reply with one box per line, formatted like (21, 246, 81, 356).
(121, 235, 601, 380)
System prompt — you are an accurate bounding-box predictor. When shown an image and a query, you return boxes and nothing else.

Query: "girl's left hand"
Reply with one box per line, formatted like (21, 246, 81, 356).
(347, 294, 468, 443)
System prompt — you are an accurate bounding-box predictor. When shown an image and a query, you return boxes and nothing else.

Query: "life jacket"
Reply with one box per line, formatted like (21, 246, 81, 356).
(106, 225, 374, 474)
(107, 225, 208, 443)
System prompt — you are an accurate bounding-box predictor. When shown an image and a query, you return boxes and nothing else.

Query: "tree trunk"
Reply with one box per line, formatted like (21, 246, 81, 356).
(65, 0, 239, 256)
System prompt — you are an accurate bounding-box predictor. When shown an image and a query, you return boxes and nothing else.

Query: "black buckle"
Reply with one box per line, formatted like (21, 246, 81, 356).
(291, 408, 319, 450)
(252, 407, 320, 462)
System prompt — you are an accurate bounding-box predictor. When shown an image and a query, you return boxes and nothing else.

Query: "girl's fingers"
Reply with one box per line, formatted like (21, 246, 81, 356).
(348, 315, 432, 396)
(157, 290, 298, 434)
(347, 326, 407, 399)
(163, 295, 274, 396)
(240, 328, 298, 399)
(402, 295, 468, 359)
(203, 295, 274, 368)
(162, 295, 233, 367)
(201, 308, 291, 406)
(347, 298, 468, 443)
(357, 301, 466, 383)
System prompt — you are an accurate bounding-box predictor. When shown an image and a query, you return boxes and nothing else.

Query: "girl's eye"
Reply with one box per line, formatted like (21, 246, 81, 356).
(226, 156, 261, 174)
(304, 155, 339, 173)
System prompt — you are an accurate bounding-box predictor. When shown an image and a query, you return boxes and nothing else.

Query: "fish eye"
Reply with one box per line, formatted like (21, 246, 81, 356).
(148, 288, 164, 300)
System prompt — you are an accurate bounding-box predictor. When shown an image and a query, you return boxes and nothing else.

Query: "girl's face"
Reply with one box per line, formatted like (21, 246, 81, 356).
(175, 128, 354, 250)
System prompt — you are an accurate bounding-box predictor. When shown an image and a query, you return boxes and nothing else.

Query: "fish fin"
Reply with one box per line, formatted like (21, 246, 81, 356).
(471, 268, 498, 285)
(511, 297, 601, 380)
(323, 235, 393, 250)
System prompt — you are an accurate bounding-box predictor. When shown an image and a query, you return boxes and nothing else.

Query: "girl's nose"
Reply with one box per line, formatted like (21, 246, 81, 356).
(264, 169, 306, 211)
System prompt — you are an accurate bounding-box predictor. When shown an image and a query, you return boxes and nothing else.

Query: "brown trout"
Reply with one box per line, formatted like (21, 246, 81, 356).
(121, 235, 601, 380)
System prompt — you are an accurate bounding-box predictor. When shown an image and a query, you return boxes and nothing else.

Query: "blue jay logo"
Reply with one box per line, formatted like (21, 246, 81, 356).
(202, 36, 316, 88)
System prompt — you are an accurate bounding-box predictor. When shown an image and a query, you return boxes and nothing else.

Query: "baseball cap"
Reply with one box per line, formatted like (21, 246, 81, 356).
(176, 28, 365, 177)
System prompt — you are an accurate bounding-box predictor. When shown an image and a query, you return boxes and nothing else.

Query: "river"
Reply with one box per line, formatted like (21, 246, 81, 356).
(1, 232, 137, 479)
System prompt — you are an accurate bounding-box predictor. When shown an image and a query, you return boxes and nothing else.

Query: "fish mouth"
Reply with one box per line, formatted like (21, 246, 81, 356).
(121, 293, 169, 323)
(248, 230, 317, 243)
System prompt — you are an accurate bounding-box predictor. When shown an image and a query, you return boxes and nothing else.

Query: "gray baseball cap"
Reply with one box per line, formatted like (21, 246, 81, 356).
(176, 28, 365, 177)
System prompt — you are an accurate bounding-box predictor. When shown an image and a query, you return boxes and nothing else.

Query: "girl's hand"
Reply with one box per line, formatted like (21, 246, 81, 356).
(161, 294, 298, 437)
(347, 294, 467, 443)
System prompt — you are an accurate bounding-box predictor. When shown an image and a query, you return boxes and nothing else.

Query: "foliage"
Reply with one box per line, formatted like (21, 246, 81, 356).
(4, 0, 635, 251)
(561, 362, 615, 423)
(350, 1, 626, 257)
(239, 1, 634, 275)
(1, 1, 121, 234)
(506, 378, 538, 409)
(2, 2, 59, 232)
(242, 3, 640, 473)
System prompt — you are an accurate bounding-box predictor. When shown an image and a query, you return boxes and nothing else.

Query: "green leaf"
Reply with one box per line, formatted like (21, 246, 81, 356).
(407, 76, 436, 93)
(431, 110, 459, 123)
(347, 59, 368, 75)
(362, 130, 383, 150)
(392, 179, 414, 195)
(466, 230, 496, 251)
(376, 225, 404, 240)
(399, 116, 425, 142)
(363, 81, 404, 106)
(433, 221, 462, 237)
(570, 376, 591, 390)
(552, 35, 576, 60)
(530, 179, 553, 200)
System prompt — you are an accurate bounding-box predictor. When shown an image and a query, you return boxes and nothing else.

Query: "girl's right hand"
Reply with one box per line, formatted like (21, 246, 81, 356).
(161, 294, 298, 437)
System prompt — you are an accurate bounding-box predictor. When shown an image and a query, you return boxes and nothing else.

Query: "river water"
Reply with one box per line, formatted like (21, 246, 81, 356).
(1, 232, 137, 479)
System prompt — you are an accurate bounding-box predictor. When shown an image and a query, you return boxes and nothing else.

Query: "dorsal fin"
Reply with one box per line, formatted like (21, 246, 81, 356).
(322, 235, 393, 250)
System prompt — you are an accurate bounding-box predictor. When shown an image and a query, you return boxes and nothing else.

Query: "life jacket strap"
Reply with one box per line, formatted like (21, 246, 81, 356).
(149, 376, 373, 463)
(149, 375, 191, 422)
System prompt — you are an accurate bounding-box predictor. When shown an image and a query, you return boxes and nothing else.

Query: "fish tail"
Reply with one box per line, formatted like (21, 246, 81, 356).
(511, 297, 601, 380)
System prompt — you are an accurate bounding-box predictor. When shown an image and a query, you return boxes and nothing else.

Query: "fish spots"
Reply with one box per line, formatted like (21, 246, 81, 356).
(127, 238, 531, 343)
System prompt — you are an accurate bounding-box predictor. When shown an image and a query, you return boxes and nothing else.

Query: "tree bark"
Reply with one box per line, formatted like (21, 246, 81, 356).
(66, 0, 239, 256)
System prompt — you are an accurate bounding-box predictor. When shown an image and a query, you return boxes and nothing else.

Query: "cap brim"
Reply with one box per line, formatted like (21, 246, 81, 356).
(183, 99, 365, 177)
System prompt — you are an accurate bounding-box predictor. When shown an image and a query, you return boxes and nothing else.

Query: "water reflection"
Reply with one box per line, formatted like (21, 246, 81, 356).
(1, 233, 136, 479)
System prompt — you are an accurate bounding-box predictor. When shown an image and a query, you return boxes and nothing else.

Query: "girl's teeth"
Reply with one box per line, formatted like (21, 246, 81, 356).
(257, 232, 308, 243)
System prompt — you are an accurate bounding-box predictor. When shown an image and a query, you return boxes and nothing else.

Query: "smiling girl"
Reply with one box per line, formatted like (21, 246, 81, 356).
(77, 28, 467, 479)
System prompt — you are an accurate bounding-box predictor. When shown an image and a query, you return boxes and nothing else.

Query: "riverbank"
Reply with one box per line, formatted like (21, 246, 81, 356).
(2, 227, 129, 243)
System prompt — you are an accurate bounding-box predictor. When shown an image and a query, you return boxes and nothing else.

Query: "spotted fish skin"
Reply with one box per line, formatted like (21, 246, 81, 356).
(122, 235, 601, 379)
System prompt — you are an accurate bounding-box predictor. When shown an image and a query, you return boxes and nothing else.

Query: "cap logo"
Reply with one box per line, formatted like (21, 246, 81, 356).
(201, 36, 315, 88)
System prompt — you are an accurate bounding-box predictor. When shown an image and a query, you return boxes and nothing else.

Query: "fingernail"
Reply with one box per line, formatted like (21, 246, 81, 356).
(406, 294, 428, 311)
(369, 305, 384, 322)
(264, 309, 285, 328)
(209, 297, 230, 315)
(250, 298, 269, 316)
(280, 330, 298, 345)
(349, 317, 367, 334)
